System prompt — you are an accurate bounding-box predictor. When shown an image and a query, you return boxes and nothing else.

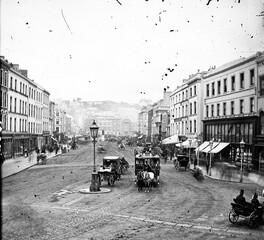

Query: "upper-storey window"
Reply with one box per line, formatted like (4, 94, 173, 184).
(212, 82, 215, 96)
(240, 99, 244, 114)
(217, 104, 220, 116)
(217, 80, 221, 95)
(15, 79, 17, 91)
(250, 69, 255, 86)
(223, 102, 226, 115)
(223, 78, 227, 93)
(250, 97, 255, 112)
(206, 84, 209, 97)
(231, 101, 235, 115)
(206, 105, 209, 117)
(194, 85, 196, 95)
(240, 72, 245, 89)
(260, 76, 264, 96)
(194, 101, 197, 114)
(190, 88, 192, 97)
(10, 77, 13, 89)
(231, 75, 235, 91)
(211, 104, 214, 117)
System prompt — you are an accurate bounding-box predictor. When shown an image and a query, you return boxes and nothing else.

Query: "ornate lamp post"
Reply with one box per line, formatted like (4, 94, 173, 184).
(197, 139, 201, 166)
(240, 138, 245, 183)
(209, 139, 214, 176)
(89, 120, 100, 192)
(188, 139, 192, 164)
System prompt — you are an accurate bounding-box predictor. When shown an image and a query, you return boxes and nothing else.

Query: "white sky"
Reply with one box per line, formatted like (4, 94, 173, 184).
(1, 0, 264, 104)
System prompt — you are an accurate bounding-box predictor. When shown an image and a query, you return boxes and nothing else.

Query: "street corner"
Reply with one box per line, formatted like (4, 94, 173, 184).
(79, 187, 112, 194)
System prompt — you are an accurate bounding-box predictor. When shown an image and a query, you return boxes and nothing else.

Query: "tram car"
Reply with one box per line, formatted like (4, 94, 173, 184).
(134, 152, 160, 186)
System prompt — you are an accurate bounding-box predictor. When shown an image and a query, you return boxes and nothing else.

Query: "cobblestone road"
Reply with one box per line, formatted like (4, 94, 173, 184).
(2, 142, 264, 239)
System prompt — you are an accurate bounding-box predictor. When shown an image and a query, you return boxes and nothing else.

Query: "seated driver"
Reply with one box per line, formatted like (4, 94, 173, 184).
(235, 189, 247, 206)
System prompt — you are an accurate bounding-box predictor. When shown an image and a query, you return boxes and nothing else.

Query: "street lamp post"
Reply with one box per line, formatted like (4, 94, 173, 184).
(197, 139, 201, 166)
(209, 139, 213, 176)
(89, 120, 100, 192)
(240, 138, 245, 183)
(188, 139, 192, 165)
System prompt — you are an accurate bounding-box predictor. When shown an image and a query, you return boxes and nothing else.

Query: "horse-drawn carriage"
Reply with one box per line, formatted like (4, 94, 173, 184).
(120, 157, 129, 174)
(173, 154, 190, 171)
(98, 156, 122, 187)
(135, 153, 160, 192)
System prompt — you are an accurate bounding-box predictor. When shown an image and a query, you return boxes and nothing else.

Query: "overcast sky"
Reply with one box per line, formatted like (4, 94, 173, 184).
(1, 0, 264, 104)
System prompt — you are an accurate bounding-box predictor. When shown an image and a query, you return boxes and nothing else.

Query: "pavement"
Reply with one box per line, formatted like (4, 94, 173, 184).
(1, 149, 62, 179)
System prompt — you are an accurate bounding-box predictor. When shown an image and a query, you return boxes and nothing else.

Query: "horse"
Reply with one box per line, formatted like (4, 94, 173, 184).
(136, 171, 145, 192)
(142, 171, 155, 192)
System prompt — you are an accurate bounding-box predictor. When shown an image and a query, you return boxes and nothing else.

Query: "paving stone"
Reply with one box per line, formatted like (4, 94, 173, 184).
(163, 222, 177, 226)
(144, 219, 164, 224)
(176, 223, 192, 228)
(226, 229, 249, 235)
(192, 225, 211, 230)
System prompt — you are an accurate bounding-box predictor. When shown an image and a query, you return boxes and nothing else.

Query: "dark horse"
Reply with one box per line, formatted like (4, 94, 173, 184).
(136, 171, 145, 192)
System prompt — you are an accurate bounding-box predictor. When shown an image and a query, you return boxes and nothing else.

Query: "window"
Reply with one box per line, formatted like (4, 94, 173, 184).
(212, 82, 215, 96)
(10, 117, 12, 131)
(194, 120, 196, 133)
(211, 104, 214, 117)
(14, 98, 17, 113)
(194, 86, 196, 95)
(186, 90, 188, 98)
(206, 84, 209, 97)
(194, 101, 197, 114)
(56, 120, 59, 125)
(10, 96, 12, 112)
(206, 105, 209, 117)
(223, 78, 227, 93)
(20, 82, 22, 92)
(0, 69, 2, 85)
(190, 103, 192, 115)
(260, 76, 264, 96)
(250, 69, 255, 86)
(240, 72, 244, 89)
(217, 104, 220, 116)
(10, 77, 13, 89)
(182, 106, 184, 116)
(217, 80, 221, 95)
(14, 118, 16, 132)
(15, 79, 17, 90)
(250, 97, 254, 112)
(231, 76, 235, 91)
(231, 101, 235, 115)
(223, 102, 226, 116)
(190, 120, 192, 133)
(190, 88, 192, 97)
(240, 99, 244, 114)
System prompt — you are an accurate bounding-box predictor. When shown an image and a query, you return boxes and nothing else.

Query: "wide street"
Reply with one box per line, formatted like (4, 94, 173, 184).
(2, 141, 264, 240)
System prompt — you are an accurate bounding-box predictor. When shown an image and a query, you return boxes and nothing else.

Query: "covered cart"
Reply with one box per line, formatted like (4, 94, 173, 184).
(98, 156, 122, 186)
(173, 154, 190, 171)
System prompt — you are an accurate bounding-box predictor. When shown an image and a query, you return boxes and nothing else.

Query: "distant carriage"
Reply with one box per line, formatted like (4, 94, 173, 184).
(98, 156, 122, 187)
(173, 154, 190, 171)
(135, 153, 160, 191)
(120, 157, 129, 174)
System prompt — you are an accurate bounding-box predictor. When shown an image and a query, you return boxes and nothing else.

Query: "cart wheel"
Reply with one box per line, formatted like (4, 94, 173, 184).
(229, 208, 239, 224)
(110, 176, 115, 186)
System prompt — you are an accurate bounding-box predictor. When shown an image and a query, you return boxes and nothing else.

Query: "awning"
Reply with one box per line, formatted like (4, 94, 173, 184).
(200, 142, 220, 153)
(162, 134, 179, 145)
(182, 139, 198, 148)
(209, 142, 230, 154)
(195, 141, 209, 152)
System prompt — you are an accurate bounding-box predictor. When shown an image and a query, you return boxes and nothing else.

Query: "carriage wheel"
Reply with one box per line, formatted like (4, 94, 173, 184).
(229, 208, 239, 223)
(248, 211, 259, 229)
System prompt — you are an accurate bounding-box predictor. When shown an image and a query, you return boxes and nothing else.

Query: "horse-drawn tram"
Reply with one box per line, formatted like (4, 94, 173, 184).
(135, 153, 160, 192)
(98, 156, 122, 187)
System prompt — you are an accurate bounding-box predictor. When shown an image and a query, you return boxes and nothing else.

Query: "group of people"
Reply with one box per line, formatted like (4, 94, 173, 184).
(235, 189, 264, 224)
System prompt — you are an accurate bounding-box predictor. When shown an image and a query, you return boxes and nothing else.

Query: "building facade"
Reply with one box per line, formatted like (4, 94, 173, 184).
(203, 52, 264, 169)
